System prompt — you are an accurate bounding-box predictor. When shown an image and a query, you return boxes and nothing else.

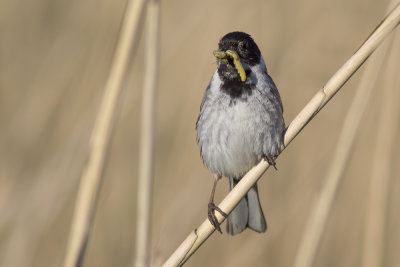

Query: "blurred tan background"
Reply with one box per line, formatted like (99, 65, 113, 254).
(1, 0, 400, 266)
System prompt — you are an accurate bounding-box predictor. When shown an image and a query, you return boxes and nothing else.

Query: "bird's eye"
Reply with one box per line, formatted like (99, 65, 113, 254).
(241, 41, 249, 50)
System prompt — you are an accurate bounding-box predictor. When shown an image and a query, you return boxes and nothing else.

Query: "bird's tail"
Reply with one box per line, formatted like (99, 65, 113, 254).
(226, 178, 267, 235)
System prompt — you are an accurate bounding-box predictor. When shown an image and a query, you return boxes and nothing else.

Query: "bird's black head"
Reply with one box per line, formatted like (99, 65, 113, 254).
(214, 31, 262, 84)
(218, 31, 261, 66)
(214, 32, 262, 98)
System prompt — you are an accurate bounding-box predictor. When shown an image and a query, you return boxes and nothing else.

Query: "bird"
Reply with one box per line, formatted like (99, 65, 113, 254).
(196, 31, 285, 235)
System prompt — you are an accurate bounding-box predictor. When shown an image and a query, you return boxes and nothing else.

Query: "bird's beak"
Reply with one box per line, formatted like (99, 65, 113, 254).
(213, 49, 246, 82)
(213, 50, 227, 59)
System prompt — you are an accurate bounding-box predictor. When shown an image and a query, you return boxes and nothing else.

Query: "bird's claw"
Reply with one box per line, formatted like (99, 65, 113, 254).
(265, 155, 278, 170)
(208, 202, 227, 233)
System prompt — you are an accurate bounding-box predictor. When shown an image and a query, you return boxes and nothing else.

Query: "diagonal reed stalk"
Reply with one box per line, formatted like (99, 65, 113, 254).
(62, 0, 148, 266)
(134, 0, 160, 266)
(162, 3, 400, 266)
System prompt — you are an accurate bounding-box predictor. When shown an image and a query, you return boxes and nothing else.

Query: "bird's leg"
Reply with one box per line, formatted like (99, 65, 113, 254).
(208, 174, 227, 233)
(265, 155, 278, 170)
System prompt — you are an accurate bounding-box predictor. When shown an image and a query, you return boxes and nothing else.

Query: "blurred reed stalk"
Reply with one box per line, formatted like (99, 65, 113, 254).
(362, 28, 400, 267)
(293, 15, 395, 267)
(134, 0, 160, 266)
(162, 3, 400, 266)
(62, 0, 148, 266)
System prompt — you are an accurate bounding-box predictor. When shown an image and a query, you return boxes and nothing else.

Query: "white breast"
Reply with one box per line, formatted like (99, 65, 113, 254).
(197, 73, 264, 178)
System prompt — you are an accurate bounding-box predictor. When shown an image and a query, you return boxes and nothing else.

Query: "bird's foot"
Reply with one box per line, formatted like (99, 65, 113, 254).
(208, 202, 227, 233)
(265, 155, 278, 170)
